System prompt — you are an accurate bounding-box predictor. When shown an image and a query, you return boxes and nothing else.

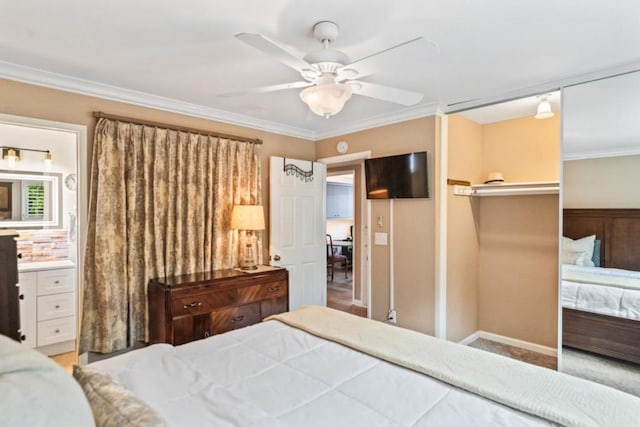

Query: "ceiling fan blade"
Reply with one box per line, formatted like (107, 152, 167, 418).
(341, 37, 438, 79)
(235, 33, 314, 73)
(217, 81, 313, 98)
(350, 81, 424, 106)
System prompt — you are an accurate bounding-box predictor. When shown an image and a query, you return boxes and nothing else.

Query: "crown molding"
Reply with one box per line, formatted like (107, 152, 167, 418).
(563, 146, 640, 161)
(0, 60, 317, 141)
(313, 102, 441, 140)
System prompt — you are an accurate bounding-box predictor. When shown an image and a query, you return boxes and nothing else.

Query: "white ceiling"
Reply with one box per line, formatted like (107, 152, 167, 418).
(563, 70, 640, 160)
(1, 1, 640, 140)
(458, 92, 561, 125)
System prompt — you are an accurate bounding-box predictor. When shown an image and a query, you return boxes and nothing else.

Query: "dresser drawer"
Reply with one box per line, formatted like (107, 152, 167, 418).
(171, 289, 236, 317)
(37, 292, 76, 321)
(238, 280, 287, 304)
(36, 269, 75, 296)
(210, 303, 260, 335)
(37, 316, 76, 346)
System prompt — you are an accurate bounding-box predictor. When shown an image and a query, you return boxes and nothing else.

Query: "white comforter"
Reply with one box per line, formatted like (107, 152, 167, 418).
(561, 264, 640, 320)
(90, 320, 550, 426)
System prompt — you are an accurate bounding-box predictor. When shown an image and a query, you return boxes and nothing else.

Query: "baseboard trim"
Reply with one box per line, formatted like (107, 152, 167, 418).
(459, 330, 557, 357)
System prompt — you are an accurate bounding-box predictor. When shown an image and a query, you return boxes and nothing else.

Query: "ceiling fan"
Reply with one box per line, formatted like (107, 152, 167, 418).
(221, 21, 430, 118)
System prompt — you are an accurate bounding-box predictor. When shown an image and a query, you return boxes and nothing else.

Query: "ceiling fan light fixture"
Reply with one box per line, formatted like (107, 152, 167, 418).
(535, 96, 554, 119)
(300, 83, 352, 118)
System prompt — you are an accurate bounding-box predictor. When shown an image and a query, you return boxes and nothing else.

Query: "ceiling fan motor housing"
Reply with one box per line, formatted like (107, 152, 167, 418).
(313, 21, 339, 43)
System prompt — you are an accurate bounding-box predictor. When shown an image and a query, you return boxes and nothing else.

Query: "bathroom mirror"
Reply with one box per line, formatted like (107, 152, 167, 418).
(0, 171, 62, 228)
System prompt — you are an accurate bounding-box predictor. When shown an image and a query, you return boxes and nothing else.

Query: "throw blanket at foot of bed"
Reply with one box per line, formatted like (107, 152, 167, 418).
(267, 306, 640, 427)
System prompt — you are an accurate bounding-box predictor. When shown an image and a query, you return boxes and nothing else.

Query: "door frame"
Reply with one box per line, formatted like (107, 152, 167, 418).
(318, 150, 371, 317)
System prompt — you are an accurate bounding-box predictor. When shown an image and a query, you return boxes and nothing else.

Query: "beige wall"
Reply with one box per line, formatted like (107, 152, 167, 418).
(479, 113, 560, 348)
(316, 118, 437, 334)
(564, 155, 640, 208)
(446, 115, 482, 342)
(478, 195, 559, 348)
(447, 113, 560, 348)
(0, 78, 316, 261)
(482, 115, 561, 183)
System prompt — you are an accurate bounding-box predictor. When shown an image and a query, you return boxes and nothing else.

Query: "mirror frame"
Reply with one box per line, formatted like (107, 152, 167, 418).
(0, 171, 62, 228)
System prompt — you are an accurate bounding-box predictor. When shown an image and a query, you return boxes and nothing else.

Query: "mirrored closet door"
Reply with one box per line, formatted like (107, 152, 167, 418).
(560, 70, 640, 397)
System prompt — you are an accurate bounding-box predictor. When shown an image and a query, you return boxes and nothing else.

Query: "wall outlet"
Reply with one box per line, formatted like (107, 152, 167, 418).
(387, 309, 397, 324)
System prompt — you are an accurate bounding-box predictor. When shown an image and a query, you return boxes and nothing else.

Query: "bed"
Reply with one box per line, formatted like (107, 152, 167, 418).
(73, 306, 640, 427)
(562, 208, 640, 364)
(0, 334, 94, 427)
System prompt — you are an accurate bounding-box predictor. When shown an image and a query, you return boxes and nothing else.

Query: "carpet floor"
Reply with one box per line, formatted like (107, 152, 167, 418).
(562, 347, 640, 398)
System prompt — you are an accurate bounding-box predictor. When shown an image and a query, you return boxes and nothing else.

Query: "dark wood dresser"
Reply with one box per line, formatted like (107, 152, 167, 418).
(0, 231, 20, 341)
(148, 267, 288, 345)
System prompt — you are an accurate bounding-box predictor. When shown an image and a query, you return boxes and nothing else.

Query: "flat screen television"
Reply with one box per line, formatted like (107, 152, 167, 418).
(364, 152, 429, 199)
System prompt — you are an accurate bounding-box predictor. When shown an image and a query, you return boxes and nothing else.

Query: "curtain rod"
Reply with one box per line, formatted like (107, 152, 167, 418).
(92, 111, 263, 145)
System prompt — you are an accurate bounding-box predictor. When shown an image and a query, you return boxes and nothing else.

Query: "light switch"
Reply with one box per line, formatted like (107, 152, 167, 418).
(374, 232, 388, 246)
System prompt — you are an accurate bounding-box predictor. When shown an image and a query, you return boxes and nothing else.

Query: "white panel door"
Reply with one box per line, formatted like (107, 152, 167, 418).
(270, 156, 326, 310)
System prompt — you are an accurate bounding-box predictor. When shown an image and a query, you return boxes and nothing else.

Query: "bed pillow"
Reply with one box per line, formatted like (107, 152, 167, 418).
(562, 235, 596, 267)
(592, 239, 602, 267)
(73, 365, 167, 427)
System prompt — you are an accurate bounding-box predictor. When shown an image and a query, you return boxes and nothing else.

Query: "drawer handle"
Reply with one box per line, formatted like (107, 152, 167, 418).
(54, 304, 60, 309)
(54, 280, 60, 285)
(268, 286, 280, 292)
(231, 315, 245, 323)
(54, 329, 60, 334)
(183, 301, 202, 309)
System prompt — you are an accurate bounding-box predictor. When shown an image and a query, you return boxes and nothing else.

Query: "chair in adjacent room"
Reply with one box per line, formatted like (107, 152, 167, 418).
(326, 234, 348, 281)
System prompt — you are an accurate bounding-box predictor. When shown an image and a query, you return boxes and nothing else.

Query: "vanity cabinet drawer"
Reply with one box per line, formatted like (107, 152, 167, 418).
(171, 289, 236, 317)
(238, 280, 287, 304)
(37, 316, 76, 347)
(37, 269, 75, 296)
(37, 292, 76, 321)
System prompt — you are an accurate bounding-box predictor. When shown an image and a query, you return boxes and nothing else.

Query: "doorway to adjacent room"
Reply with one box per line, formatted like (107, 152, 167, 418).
(326, 170, 365, 317)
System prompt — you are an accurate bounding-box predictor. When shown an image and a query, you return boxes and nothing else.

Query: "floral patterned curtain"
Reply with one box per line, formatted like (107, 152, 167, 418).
(80, 118, 261, 353)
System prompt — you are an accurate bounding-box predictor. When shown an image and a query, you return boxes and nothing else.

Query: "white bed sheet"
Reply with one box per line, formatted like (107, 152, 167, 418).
(90, 321, 551, 427)
(561, 264, 640, 320)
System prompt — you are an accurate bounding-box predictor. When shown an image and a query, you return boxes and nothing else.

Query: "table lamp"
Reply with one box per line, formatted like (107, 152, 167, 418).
(231, 205, 265, 270)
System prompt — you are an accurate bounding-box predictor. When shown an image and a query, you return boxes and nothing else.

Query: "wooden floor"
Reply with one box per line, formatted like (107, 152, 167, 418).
(51, 351, 77, 374)
(327, 273, 367, 317)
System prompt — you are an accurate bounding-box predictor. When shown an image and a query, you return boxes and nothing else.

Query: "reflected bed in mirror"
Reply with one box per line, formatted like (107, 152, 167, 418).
(0, 170, 62, 228)
(561, 209, 640, 365)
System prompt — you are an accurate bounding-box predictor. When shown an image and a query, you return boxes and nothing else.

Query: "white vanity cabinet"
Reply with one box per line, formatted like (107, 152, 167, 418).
(18, 261, 77, 356)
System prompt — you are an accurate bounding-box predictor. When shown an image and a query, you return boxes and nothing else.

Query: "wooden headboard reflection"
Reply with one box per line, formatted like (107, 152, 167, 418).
(563, 209, 640, 271)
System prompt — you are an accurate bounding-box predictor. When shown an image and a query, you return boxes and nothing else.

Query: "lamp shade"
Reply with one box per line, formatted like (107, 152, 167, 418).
(535, 98, 554, 119)
(300, 83, 352, 118)
(231, 205, 265, 230)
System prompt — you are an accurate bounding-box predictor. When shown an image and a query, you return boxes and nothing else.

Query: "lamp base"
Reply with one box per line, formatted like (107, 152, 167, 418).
(239, 265, 258, 271)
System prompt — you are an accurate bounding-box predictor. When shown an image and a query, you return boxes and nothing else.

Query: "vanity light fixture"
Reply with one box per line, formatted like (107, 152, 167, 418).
(1, 147, 53, 170)
(535, 95, 554, 119)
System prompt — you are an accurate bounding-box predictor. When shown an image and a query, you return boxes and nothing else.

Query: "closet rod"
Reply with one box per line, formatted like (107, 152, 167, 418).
(93, 111, 263, 145)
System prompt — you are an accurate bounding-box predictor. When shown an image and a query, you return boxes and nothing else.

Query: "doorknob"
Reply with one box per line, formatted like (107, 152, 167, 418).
(273, 254, 281, 261)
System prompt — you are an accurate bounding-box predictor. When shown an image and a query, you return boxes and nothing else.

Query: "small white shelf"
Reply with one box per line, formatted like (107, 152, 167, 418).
(472, 181, 559, 196)
(453, 181, 559, 197)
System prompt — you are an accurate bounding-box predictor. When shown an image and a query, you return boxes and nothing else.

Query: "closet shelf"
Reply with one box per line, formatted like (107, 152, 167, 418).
(453, 181, 559, 197)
